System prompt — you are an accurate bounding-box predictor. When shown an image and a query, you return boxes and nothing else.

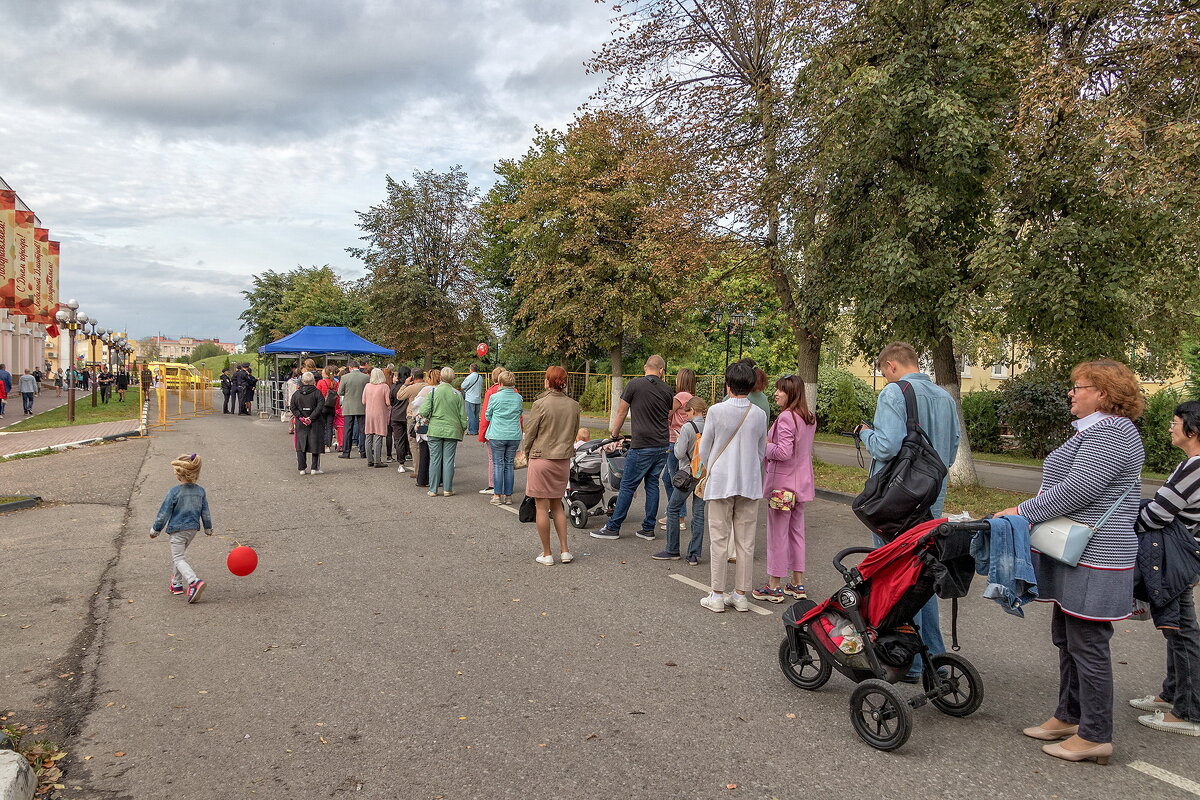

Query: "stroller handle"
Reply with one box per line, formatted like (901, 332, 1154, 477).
(833, 546, 875, 580)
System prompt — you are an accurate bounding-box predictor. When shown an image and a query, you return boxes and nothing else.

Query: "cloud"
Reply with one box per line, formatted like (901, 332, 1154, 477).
(0, 0, 614, 344)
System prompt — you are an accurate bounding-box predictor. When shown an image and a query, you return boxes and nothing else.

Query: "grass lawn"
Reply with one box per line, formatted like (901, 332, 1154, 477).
(2, 398, 140, 432)
(813, 458, 1027, 516)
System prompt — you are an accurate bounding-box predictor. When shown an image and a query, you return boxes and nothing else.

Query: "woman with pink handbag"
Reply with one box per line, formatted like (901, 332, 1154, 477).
(752, 375, 817, 604)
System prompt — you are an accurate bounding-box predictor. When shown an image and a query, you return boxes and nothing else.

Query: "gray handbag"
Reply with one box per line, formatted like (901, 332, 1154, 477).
(1029, 486, 1135, 567)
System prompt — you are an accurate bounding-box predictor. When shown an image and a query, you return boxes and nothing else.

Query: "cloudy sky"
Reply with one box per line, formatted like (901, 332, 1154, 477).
(1, 0, 614, 345)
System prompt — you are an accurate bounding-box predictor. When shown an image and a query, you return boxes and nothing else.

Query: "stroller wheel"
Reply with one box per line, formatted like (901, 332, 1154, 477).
(778, 634, 831, 690)
(849, 679, 912, 751)
(922, 653, 984, 717)
(568, 500, 589, 529)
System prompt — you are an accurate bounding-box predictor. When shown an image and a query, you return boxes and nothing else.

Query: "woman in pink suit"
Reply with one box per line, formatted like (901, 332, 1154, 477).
(752, 375, 817, 604)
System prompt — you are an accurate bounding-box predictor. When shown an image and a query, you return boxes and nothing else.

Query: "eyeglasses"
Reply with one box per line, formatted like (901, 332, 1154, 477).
(1069, 385, 1095, 392)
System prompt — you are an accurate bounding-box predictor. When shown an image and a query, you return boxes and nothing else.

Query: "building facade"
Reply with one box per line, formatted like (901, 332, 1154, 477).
(133, 336, 238, 360)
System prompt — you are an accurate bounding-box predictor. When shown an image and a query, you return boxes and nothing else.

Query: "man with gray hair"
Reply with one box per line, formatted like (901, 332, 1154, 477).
(18, 368, 39, 415)
(338, 359, 370, 459)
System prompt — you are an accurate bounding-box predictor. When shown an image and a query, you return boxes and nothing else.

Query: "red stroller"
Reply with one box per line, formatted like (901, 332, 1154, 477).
(778, 518, 986, 751)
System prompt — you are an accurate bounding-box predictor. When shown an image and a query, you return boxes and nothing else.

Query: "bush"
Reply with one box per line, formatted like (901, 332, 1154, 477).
(1142, 388, 1182, 474)
(961, 390, 1004, 454)
(998, 370, 1073, 458)
(816, 367, 877, 432)
(578, 379, 609, 414)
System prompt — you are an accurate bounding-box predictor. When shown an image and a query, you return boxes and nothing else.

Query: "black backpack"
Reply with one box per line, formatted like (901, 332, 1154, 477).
(852, 381, 949, 541)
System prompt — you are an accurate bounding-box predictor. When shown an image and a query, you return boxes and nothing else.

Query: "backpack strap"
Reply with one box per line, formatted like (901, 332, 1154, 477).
(898, 380, 921, 432)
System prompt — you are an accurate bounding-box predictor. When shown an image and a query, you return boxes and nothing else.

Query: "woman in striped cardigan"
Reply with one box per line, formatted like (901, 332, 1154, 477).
(996, 360, 1145, 765)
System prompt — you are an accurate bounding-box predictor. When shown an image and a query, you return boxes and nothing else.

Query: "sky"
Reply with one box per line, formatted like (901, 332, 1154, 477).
(0, 0, 614, 345)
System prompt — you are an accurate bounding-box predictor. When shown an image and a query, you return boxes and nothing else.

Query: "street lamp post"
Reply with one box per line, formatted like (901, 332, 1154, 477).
(54, 300, 82, 423)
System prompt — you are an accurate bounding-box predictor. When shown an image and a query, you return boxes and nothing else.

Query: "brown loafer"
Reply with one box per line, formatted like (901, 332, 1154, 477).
(1022, 722, 1079, 741)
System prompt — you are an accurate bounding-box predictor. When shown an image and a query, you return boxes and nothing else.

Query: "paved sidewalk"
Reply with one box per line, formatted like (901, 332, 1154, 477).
(0, 418, 139, 457)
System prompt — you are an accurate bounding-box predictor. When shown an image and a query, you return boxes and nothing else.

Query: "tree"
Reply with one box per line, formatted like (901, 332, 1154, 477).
(350, 168, 484, 369)
(804, 0, 1017, 485)
(238, 266, 364, 351)
(590, 0, 841, 405)
(482, 111, 714, 424)
(138, 336, 161, 361)
(189, 342, 226, 362)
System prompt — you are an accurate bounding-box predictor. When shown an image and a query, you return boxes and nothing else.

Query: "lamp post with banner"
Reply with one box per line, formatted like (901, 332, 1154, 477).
(54, 300, 83, 422)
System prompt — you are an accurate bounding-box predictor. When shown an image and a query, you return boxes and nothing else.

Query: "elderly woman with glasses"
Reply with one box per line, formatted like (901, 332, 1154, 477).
(994, 360, 1145, 765)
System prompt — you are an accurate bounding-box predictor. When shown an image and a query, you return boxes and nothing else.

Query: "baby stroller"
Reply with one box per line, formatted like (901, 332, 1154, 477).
(778, 518, 986, 751)
(565, 437, 628, 529)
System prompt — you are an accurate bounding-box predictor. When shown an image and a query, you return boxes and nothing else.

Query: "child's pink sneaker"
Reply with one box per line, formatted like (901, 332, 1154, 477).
(169, 581, 185, 596)
(187, 579, 206, 604)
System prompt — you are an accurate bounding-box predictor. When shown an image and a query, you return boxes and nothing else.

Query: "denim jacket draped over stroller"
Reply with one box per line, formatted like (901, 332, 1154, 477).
(970, 515, 1039, 617)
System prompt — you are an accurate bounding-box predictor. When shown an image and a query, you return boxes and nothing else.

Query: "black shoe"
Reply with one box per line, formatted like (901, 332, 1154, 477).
(898, 673, 922, 684)
(338, 453, 351, 459)
(634, 529, 656, 541)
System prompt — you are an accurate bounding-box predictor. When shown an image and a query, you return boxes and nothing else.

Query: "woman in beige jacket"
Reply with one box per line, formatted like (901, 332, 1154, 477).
(521, 366, 581, 565)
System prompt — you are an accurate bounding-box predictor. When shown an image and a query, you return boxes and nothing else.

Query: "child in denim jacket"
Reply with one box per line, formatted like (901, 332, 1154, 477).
(151, 453, 213, 603)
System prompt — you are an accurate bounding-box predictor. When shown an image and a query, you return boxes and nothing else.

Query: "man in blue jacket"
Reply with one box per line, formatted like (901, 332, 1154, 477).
(855, 341, 961, 681)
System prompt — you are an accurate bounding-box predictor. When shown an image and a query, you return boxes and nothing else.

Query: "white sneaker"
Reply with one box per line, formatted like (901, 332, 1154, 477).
(479, 487, 494, 494)
(700, 594, 726, 613)
(396, 465, 406, 474)
(723, 592, 750, 612)
(1138, 710, 1200, 736)
(310, 469, 324, 475)
(535, 554, 555, 566)
(560, 552, 574, 564)
(1130, 695, 1173, 712)
(299, 469, 308, 475)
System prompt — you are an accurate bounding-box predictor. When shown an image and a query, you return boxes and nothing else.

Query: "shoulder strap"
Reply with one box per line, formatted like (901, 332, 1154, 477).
(708, 404, 753, 471)
(687, 420, 699, 435)
(1093, 485, 1137, 532)
(898, 380, 920, 431)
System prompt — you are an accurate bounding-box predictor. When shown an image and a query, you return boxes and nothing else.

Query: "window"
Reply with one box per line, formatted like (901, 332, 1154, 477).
(991, 364, 1007, 379)
(959, 356, 971, 379)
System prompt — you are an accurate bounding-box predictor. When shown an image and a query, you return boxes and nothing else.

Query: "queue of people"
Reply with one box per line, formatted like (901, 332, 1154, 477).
(274, 348, 1200, 759)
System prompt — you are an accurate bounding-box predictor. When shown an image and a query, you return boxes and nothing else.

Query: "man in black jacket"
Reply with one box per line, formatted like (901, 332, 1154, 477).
(238, 364, 257, 415)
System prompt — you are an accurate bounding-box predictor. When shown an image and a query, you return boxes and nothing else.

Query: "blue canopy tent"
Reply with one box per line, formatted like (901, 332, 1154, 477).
(255, 326, 394, 417)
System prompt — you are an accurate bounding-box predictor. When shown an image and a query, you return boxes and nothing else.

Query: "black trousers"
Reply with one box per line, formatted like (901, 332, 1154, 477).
(1162, 585, 1200, 722)
(416, 440, 430, 486)
(1052, 605, 1115, 742)
(297, 450, 321, 471)
(239, 388, 253, 414)
(222, 390, 233, 413)
(391, 419, 409, 463)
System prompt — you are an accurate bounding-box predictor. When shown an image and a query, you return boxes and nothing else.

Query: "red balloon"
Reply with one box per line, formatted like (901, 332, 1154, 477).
(476, 342, 489, 357)
(227, 545, 258, 576)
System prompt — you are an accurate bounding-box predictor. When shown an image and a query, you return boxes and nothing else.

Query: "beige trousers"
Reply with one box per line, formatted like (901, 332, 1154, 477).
(707, 495, 759, 593)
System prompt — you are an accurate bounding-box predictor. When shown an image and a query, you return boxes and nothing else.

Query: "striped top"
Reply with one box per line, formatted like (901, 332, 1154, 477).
(1139, 455, 1200, 538)
(1018, 416, 1144, 569)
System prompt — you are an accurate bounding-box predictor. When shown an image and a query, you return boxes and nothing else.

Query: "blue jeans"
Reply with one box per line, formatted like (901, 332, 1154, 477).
(662, 448, 678, 506)
(490, 438, 520, 496)
(427, 437, 459, 493)
(22, 392, 34, 414)
(665, 486, 705, 559)
(466, 401, 481, 436)
(604, 446, 667, 533)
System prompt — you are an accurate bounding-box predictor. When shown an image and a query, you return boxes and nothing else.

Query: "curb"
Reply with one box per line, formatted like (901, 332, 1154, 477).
(0, 496, 41, 514)
(814, 487, 856, 507)
(1, 428, 140, 461)
(0, 749, 35, 800)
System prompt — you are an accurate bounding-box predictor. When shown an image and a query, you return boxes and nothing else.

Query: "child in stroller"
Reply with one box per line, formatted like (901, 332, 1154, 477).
(564, 436, 629, 529)
(778, 518, 987, 751)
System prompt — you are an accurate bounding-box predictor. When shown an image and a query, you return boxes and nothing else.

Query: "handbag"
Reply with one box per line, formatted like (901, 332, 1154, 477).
(514, 450, 528, 470)
(518, 495, 537, 523)
(1029, 486, 1134, 567)
(694, 406, 752, 499)
(415, 388, 437, 435)
(851, 381, 948, 541)
(768, 489, 797, 511)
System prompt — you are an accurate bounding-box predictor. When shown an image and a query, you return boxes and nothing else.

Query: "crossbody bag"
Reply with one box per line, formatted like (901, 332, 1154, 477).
(1029, 486, 1135, 567)
(670, 420, 701, 492)
(415, 388, 437, 435)
(694, 405, 752, 499)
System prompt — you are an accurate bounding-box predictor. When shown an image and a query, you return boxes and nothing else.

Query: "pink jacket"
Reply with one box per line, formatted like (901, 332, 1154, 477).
(764, 409, 816, 502)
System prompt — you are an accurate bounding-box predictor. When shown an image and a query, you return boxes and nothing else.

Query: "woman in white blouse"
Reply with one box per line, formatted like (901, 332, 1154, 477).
(698, 361, 768, 613)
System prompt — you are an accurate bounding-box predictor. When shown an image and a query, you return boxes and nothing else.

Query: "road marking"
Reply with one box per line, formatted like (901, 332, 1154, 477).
(669, 573, 773, 616)
(1128, 761, 1200, 796)
(498, 503, 518, 515)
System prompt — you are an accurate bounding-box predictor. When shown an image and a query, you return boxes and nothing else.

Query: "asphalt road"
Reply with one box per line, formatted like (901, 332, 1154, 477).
(1, 411, 1196, 799)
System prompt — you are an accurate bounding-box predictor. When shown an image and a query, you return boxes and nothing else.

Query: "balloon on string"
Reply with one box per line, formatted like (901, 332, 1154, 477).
(476, 342, 489, 357)
(227, 545, 258, 576)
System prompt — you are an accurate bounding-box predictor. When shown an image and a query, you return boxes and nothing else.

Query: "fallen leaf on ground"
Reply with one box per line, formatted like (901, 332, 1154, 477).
(83, 756, 92, 761)
(726, 785, 737, 790)
(114, 752, 125, 757)
(785, 713, 796, 719)
(319, 737, 328, 744)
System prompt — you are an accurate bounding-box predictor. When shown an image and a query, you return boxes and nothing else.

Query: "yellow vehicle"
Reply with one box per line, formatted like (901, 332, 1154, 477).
(146, 361, 207, 389)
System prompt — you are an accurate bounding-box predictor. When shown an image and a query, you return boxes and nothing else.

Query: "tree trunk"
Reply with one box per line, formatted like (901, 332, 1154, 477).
(423, 349, 433, 371)
(932, 334, 979, 488)
(608, 344, 624, 431)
